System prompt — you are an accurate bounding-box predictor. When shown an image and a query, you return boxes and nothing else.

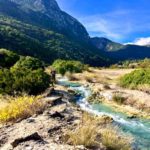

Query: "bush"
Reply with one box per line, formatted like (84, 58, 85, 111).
(12, 56, 45, 71)
(11, 68, 50, 95)
(0, 95, 45, 123)
(100, 126, 132, 150)
(0, 69, 14, 94)
(63, 113, 101, 148)
(0, 49, 20, 68)
(0, 57, 50, 95)
(120, 69, 150, 89)
(52, 59, 86, 75)
(63, 113, 132, 149)
(112, 93, 126, 104)
(139, 58, 150, 68)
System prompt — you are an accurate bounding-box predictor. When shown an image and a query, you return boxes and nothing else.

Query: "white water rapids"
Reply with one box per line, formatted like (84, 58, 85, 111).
(58, 77, 150, 150)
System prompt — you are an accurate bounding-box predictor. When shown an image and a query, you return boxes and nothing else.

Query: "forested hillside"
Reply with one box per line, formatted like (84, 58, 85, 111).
(0, 15, 109, 66)
(0, 0, 110, 66)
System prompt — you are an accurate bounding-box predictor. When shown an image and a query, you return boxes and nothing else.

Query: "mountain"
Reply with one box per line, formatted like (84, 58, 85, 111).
(0, 0, 89, 42)
(108, 45, 150, 60)
(91, 37, 123, 52)
(2, 0, 150, 65)
(0, 0, 109, 66)
(91, 37, 150, 61)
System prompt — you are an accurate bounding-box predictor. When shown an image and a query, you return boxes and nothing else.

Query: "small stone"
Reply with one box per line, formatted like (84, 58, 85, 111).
(26, 118, 35, 123)
(127, 115, 137, 119)
(67, 89, 76, 95)
(25, 146, 33, 150)
(51, 97, 63, 106)
(48, 126, 61, 134)
(50, 111, 65, 119)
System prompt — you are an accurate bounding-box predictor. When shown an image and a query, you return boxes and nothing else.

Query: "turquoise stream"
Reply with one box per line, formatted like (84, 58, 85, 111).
(58, 78, 150, 150)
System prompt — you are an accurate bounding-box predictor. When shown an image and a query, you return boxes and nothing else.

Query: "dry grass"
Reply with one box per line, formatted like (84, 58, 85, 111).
(112, 93, 126, 104)
(63, 113, 101, 148)
(0, 95, 45, 123)
(100, 126, 133, 150)
(134, 100, 150, 113)
(123, 97, 150, 114)
(45, 66, 52, 75)
(103, 83, 111, 90)
(64, 113, 132, 149)
(84, 73, 109, 84)
(137, 84, 150, 93)
(84, 75, 95, 83)
(65, 72, 78, 81)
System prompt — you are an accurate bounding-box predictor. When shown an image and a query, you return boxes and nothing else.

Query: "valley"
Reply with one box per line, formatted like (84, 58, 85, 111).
(0, 68, 150, 150)
(0, 0, 150, 150)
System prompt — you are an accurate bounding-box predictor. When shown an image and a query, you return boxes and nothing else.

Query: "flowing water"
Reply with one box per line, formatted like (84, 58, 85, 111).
(58, 78, 150, 150)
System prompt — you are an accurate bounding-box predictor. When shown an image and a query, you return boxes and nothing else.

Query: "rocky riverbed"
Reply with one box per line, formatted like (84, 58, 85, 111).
(0, 87, 84, 150)
(1, 69, 150, 150)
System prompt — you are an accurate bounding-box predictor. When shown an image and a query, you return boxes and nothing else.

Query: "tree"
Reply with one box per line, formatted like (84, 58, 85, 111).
(52, 59, 85, 75)
(12, 56, 45, 71)
(0, 49, 19, 68)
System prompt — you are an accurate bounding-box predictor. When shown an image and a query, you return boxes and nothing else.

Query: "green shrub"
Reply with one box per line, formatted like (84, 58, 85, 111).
(112, 94, 126, 104)
(12, 56, 45, 71)
(52, 59, 86, 75)
(0, 68, 50, 95)
(0, 49, 20, 68)
(0, 57, 50, 95)
(120, 69, 150, 89)
(0, 69, 13, 94)
(12, 68, 50, 95)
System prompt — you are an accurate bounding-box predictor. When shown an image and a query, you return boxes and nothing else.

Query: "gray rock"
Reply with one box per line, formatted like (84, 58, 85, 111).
(127, 115, 137, 119)
(11, 132, 44, 148)
(50, 111, 65, 119)
(48, 126, 61, 134)
(26, 118, 35, 123)
(51, 97, 63, 106)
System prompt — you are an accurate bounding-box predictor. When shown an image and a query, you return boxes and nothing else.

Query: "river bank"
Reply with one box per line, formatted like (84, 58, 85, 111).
(65, 68, 150, 149)
(0, 69, 150, 150)
(0, 76, 133, 150)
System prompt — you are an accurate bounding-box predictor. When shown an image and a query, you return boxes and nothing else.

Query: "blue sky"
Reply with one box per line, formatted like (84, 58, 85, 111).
(57, 0, 150, 44)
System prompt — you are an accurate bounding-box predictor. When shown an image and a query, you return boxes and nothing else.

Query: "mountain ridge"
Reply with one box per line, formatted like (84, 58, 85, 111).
(91, 37, 150, 61)
(0, 0, 110, 66)
(1, 0, 150, 65)
(1, 0, 89, 42)
(91, 37, 123, 52)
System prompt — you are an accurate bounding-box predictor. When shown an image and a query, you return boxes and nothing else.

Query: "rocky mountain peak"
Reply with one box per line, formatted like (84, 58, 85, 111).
(10, 0, 60, 12)
(0, 0, 89, 42)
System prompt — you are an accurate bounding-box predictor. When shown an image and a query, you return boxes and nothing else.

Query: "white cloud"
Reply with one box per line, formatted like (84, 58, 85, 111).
(77, 9, 150, 42)
(78, 10, 133, 41)
(57, 1, 150, 43)
(82, 18, 122, 39)
(127, 37, 150, 46)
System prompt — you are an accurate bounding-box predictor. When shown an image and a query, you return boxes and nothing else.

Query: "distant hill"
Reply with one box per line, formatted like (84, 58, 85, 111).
(0, 0, 109, 66)
(1, 0, 150, 66)
(91, 37, 150, 61)
(91, 37, 123, 52)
